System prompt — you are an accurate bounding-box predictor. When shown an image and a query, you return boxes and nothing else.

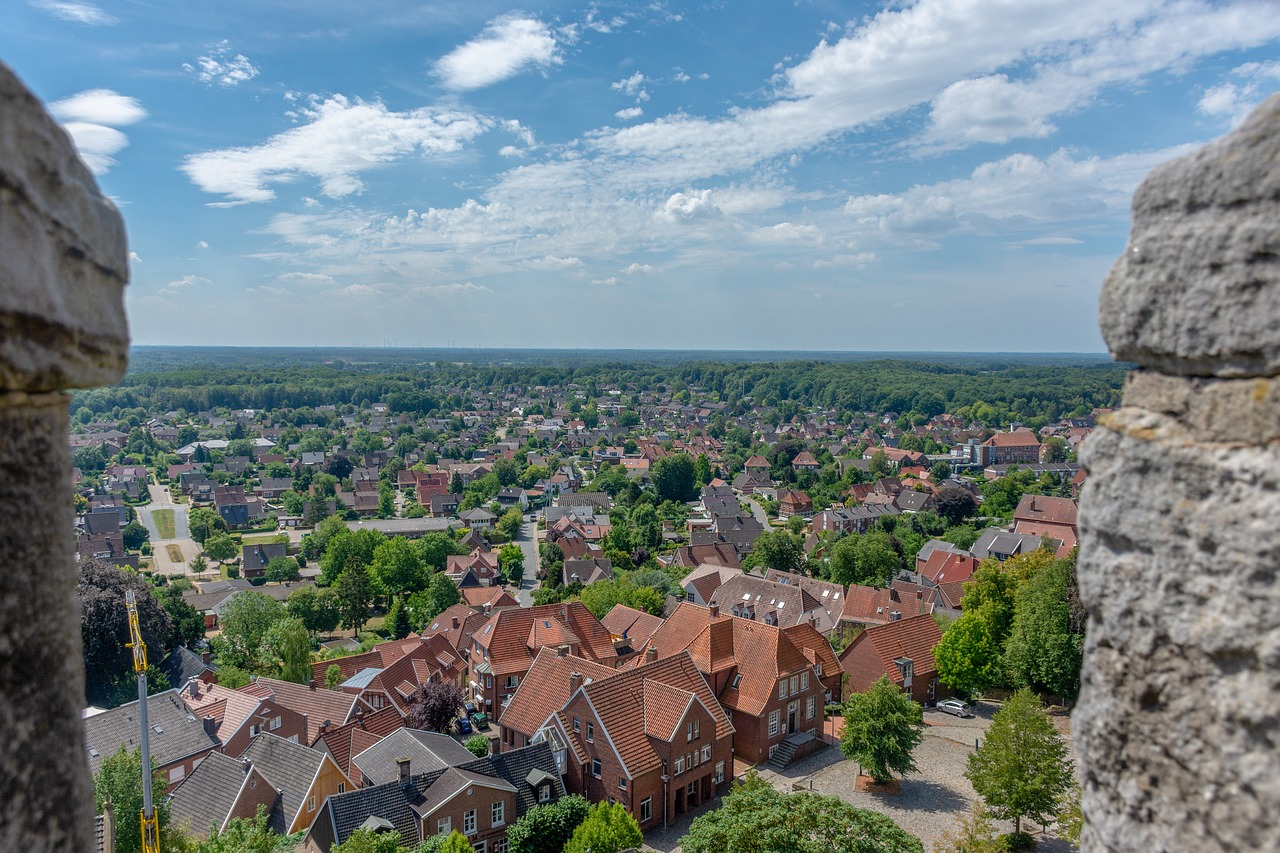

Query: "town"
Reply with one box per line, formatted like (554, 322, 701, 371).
(75, 352, 1111, 853)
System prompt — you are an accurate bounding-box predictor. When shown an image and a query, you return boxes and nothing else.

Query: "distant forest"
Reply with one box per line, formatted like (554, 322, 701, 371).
(75, 347, 1127, 427)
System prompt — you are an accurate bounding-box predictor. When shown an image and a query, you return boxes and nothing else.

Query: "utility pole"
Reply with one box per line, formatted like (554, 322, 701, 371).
(124, 590, 160, 853)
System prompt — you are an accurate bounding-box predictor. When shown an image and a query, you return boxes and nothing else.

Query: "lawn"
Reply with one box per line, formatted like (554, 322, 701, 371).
(242, 533, 285, 546)
(165, 545, 184, 563)
(152, 509, 176, 539)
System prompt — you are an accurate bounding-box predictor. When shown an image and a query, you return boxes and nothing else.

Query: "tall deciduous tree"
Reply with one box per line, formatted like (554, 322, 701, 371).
(966, 688, 1073, 836)
(934, 611, 1005, 696)
(681, 771, 923, 853)
(406, 573, 462, 630)
(335, 557, 374, 633)
(371, 536, 426, 597)
(276, 618, 312, 684)
(1004, 557, 1083, 700)
(93, 746, 176, 853)
(203, 532, 239, 563)
(749, 528, 807, 575)
(214, 591, 284, 670)
(651, 453, 696, 503)
(840, 675, 925, 783)
(406, 681, 464, 733)
(78, 560, 173, 704)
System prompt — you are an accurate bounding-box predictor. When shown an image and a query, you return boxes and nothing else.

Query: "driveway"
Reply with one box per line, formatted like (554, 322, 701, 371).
(744, 497, 770, 527)
(515, 519, 542, 606)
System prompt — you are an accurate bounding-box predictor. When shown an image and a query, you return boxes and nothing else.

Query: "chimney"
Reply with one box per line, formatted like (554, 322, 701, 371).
(452, 616, 460, 629)
(187, 677, 200, 698)
(708, 601, 719, 619)
(569, 671, 583, 693)
(201, 649, 212, 665)
(319, 719, 330, 733)
(203, 715, 217, 737)
(396, 756, 411, 784)
(645, 647, 658, 664)
(916, 589, 923, 600)
(556, 644, 569, 658)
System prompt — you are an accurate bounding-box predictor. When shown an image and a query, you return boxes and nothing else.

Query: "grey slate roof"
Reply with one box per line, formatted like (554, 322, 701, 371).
(239, 732, 335, 833)
(168, 751, 275, 837)
(970, 528, 1047, 560)
(159, 646, 217, 689)
(352, 729, 477, 786)
(411, 766, 515, 818)
(310, 743, 561, 851)
(84, 690, 218, 774)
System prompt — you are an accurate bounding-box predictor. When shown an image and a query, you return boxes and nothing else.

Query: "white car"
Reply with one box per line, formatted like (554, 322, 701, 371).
(936, 699, 974, 718)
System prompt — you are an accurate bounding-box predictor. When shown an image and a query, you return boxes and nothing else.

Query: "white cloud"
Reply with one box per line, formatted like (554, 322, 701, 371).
(1199, 60, 1280, 126)
(328, 284, 380, 298)
(752, 222, 823, 244)
(412, 282, 491, 295)
(813, 252, 878, 268)
(674, 70, 691, 83)
(182, 95, 490, 203)
(612, 72, 646, 97)
(658, 190, 722, 222)
(49, 89, 146, 175)
(615, 107, 644, 120)
(158, 274, 209, 296)
(184, 41, 260, 87)
(591, 276, 621, 286)
(196, 240, 209, 249)
(622, 263, 653, 274)
(434, 15, 560, 91)
(27, 0, 115, 25)
(524, 256, 583, 269)
(128, 251, 142, 263)
(278, 272, 334, 284)
(49, 89, 146, 125)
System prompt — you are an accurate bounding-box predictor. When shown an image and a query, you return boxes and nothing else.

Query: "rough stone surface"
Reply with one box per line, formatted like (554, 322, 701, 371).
(1079, 93, 1280, 853)
(0, 60, 129, 393)
(1099, 93, 1280, 378)
(0, 396, 95, 852)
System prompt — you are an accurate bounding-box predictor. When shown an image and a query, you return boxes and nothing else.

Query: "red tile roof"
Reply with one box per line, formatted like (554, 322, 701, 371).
(839, 613, 943, 692)
(474, 601, 617, 677)
(498, 649, 618, 738)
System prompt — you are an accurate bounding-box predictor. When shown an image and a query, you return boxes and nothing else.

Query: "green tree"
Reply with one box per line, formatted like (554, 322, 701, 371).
(694, 453, 712, 487)
(387, 596, 412, 640)
(265, 556, 300, 583)
(286, 585, 340, 638)
(450, 470, 464, 495)
(154, 584, 205, 651)
(319, 527, 385, 585)
(934, 611, 1005, 696)
(499, 543, 526, 586)
(277, 618, 312, 684)
(681, 771, 922, 853)
(436, 831, 476, 853)
(335, 558, 374, 633)
(1003, 557, 1083, 701)
(78, 560, 173, 705)
(506, 795, 592, 853)
(406, 573, 462, 629)
(868, 451, 892, 480)
(93, 745, 177, 853)
(651, 453, 696, 502)
(839, 675, 925, 783)
(203, 533, 239, 563)
(932, 802, 1007, 853)
(828, 531, 898, 587)
(331, 828, 410, 853)
(748, 528, 807, 575)
(214, 591, 284, 670)
(371, 536, 427, 597)
(188, 507, 227, 544)
(966, 688, 1073, 837)
(326, 663, 343, 689)
(122, 519, 150, 550)
(464, 733, 490, 757)
(497, 507, 524, 540)
(189, 553, 210, 575)
(416, 531, 466, 572)
(563, 801, 643, 853)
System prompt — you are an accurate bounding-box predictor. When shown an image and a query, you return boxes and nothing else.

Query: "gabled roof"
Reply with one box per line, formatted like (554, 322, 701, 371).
(1013, 494, 1078, 528)
(240, 732, 352, 833)
(918, 550, 979, 586)
(474, 601, 617, 676)
(168, 752, 277, 838)
(712, 574, 825, 630)
(84, 690, 218, 774)
(240, 676, 363, 745)
(498, 648, 618, 737)
(600, 604, 665, 652)
(679, 563, 743, 602)
(352, 728, 478, 786)
(839, 613, 943, 689)
(314, 706, 405, 783)
(983, 429, 1041, 448)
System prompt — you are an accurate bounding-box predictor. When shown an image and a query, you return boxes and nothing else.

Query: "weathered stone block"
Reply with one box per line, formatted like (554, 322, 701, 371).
(1076, 408, 1280, 853)
(0, 61, 129, 392)
(1100, 93, 1280, 378)
(1122, 370, 1280, 445)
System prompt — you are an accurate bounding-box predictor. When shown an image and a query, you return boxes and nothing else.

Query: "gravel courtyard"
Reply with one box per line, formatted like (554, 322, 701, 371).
(643, 702, 1078, 852)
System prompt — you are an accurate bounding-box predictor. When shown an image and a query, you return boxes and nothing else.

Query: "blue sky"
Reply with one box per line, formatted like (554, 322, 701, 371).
(6, 1, 1279, 352)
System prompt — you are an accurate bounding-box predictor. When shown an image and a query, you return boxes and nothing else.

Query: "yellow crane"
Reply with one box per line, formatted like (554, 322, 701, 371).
(124, 589, 161, 853)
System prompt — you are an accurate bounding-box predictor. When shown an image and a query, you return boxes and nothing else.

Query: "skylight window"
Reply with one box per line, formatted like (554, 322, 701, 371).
(152, 725, 164, 734)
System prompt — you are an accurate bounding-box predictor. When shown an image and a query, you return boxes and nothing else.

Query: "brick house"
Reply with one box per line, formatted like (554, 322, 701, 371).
(838, 613, 948, 706)
(469, 602, 618, 721)
(1012, 493, 1079, 556)
(643, 603, 829, 765)
(777, 488, 813, 520)
(181, 679, 309, 758)
(980, 428, 1042, 465)
(510, 649, 734, 830)
(84, 690, 220, 793)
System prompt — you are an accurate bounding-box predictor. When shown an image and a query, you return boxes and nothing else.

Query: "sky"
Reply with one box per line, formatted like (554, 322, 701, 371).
(5, 1, 1279, 352)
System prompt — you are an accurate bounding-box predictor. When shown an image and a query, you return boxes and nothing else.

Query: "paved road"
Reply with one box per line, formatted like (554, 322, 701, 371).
(744, 496, 770, 527)
(515, 519, 542, 606)
(137, 482, 201, 575)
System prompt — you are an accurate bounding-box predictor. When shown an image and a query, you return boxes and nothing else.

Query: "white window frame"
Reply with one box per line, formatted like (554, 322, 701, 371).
(701, 745, 711, 763)
(169, 765, 184, 783)
(674, 756, 685, 775)
(619, 777, 627, 791)
(768, 709, 780, 737)
(591, 758, 602, 777)
(307, 795, 316, 812)
(438, 817, 451, 835)
(778, 680, 788, 700)
(815, 662, 823, 677)
(464, 808, 477, 835)
(790, 675, 799, 694)
(491, 800, 505, 827)
(693, 719, 700, 739)
(640, 798, 652, 822)
(714, 761, 725, 784)
(586, 722, 594, 742)
(494, 840, 509, 853)
(538, 784, 551, 803)
(806, 696, 815, 720)
(268, 715, 282, 731)
(801, 671, 809, 691)
(572, 716, 580, 733)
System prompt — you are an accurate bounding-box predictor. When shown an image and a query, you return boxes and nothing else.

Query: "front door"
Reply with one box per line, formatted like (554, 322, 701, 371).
(788, 701, 798, 734)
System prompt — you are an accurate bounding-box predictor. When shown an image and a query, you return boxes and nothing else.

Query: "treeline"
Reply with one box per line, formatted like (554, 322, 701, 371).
(75, 356, 1124, 425)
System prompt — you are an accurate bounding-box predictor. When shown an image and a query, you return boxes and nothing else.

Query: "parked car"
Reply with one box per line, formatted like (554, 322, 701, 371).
(936, 699, 973, 718)
(455, 716, 473, 735)
(464, 701, 477, 717)
(470, 711, 489, 730)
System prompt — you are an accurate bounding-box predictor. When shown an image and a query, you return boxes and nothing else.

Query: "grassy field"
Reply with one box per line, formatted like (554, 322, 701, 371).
(152, 509, 176, 539)
(241, 533, 285, 546)
(165, 544, 184, 563)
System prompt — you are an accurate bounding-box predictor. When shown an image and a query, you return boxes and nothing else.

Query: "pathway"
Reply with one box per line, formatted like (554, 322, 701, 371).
(136, 481, 201, 575)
